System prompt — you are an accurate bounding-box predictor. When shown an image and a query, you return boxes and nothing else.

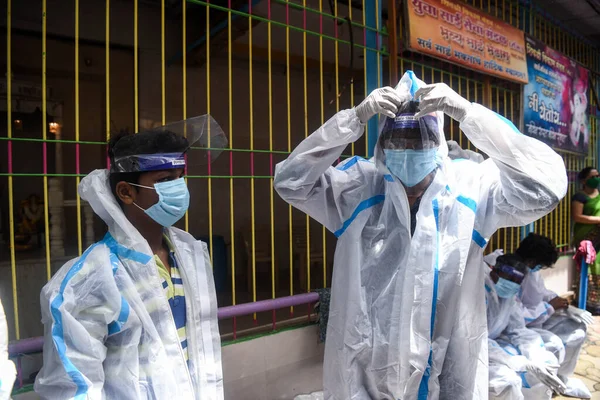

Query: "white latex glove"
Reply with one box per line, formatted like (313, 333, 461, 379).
(355, 87, 408, 124)
(525, 362, 566, 393)
(483, 249, 504, 267)
(568, 306, 595, 326)
(414, 83, 473, 122)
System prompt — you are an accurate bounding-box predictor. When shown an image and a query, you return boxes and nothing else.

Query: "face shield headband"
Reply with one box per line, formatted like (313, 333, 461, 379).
(494, 263, 525, 285)
(111, 152, 187, 173)
(380, 113, 440, 150)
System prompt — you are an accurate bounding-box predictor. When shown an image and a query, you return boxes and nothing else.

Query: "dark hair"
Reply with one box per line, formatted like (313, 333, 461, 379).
(578, 166, 596, 182)
(515, 233, 559, 268)
(495, 253, 528, 275)
(108, 130, 189, 206)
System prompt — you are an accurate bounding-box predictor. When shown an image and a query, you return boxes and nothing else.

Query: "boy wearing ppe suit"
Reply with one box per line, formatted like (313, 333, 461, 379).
(34, 117, 225, 399)
(515, 233, 592, 398)
(485, 254, 565, 399)
(273, 71, 567, 399)
(0, 300, 16, 400)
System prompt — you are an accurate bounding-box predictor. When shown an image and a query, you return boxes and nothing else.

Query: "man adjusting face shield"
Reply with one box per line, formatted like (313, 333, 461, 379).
(35, 116, 227, 400)
(274, 70, 567, 399)
(379, 101, 442, 192)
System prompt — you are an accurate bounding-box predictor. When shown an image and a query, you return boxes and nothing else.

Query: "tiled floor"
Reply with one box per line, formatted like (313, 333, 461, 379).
(557, 317, 600, 399)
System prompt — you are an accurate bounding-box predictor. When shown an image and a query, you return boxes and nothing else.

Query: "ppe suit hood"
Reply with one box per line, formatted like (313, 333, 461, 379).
(374, 71, 448, 176)
(79, 169, 153, 255)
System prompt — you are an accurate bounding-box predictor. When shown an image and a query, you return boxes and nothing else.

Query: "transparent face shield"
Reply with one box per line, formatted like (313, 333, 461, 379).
(377, 101, 442, 187)
(110, 114, 228, 175)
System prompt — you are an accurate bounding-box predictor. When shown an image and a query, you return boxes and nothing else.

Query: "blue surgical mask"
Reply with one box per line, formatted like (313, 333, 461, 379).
(495, 278, 521, 299)
(383, 148, 438, 187)
(131, 178, 190, 227)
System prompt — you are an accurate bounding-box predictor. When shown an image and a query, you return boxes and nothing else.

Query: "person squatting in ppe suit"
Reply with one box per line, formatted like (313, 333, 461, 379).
(456, 142, 594, 400)
(483, 234, 593, 399)
(274, 70, 567, 399)
(485, 253, 565, 399)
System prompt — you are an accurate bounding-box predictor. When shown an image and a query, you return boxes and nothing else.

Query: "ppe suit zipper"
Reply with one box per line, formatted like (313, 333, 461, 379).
(151, 248, 195, 395)
(400, 185, 412, 239)
(170, 237, 199, 395)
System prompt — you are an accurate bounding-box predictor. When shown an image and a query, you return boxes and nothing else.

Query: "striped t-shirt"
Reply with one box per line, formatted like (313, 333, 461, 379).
(154, 235, 188, 361)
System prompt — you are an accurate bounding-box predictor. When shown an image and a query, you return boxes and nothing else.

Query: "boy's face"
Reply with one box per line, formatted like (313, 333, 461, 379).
(116, 168, 185, 215)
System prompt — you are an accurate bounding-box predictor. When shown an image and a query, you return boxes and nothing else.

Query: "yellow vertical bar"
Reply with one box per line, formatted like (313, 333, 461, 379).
(106, 0, 110, 143)
(42, 0, 51, 283)
(453, 75, 459, 146)
(134, 0, 139, 132)
(75, 0, 83, 256)
(363, 0, 368, 157)
(286, 4, 294, 310)
(320, 0, 327, 288)
(335, 2, 339, 113)
(228, 0, 236, 306)
(268, 3, 275, 300)
(303, 0, 311, 293)
(567, 156, 572, 244)
(206, 0, 214, 264)
(320, 0, 324, 133)
(375, 0, 381, 88)
(249, 1, 257, 308)
(7, 0, 19, 340)
(503, 89, 507, 249)
(510, 89, 516, 249)
(161, 0, 166, 125)
(350, 0, 355, 156)
(183, 0, 189, 232)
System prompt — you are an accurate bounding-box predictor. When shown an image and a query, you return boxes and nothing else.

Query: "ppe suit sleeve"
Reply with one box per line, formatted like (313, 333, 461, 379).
(488, 339, 529, 372)
(541, 283, 558, 303)
(35, 246, 122, 400)
(521, 301, 554, 327)
(504, 327, 555, 365)
(273, 109, 369, 233)
(459, 104, 568, 233)
(504, 301, 556, 363)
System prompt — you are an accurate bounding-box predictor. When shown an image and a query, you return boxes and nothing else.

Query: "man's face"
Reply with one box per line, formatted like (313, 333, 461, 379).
(133, 168, 185, 210)
(116, 168, 185, 221)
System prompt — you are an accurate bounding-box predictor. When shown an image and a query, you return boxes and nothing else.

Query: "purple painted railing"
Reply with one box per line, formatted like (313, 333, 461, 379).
(8, 292, 320, 357)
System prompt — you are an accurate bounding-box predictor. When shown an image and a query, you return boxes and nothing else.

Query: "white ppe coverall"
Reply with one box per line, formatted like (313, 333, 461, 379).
(485, 273, 558, 400)
(0, 301, 16, 400)
(273, 71, 567, 399)
(520, 270, 589, 397)
(34, 169, 223, 400)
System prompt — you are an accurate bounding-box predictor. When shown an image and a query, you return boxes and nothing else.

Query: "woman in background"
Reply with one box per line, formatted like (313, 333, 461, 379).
(572, 166, 600, 311)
